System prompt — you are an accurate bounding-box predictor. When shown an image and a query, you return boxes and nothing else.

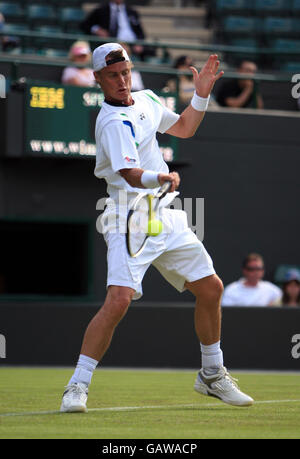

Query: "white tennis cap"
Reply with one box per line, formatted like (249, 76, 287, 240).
(93, 43, 130, 72)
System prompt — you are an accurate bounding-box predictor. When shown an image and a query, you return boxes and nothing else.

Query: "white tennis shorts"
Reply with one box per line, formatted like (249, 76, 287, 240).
(103, 208, 215, 300)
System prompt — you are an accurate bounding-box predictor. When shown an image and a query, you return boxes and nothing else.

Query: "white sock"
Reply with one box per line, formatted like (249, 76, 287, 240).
(68, 354, 98, 387)
(200, 341, 224, 374)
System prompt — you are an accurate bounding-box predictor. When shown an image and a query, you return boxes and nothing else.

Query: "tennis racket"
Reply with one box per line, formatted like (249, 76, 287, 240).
(126, 181, 172, 257)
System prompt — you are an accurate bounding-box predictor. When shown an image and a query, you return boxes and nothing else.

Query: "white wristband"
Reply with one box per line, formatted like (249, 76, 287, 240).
(191, 92, 210, 111)
(141, 170, 160, 189)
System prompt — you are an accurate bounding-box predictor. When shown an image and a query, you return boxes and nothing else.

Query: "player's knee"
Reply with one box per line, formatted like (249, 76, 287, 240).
(106, 287, 133, 322)
(188, 274, 224, 303)
(213, 276, 224, 299)
(206, 276, 223, 304)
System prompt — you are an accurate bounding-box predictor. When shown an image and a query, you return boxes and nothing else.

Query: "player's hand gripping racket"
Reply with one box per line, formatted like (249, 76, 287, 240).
(126, 181, 172, 257)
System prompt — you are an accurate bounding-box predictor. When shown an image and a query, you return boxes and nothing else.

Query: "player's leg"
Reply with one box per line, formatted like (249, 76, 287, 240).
(153, 209, 253, 406)
(60, 285, 135, 413)
(185, 274, 223, 346)
(185, 275, 253, 406)
(80, 285, 135, 361)
(185, 274, 224, 371)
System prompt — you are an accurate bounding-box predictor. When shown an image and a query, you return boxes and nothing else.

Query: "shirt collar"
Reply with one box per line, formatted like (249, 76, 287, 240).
(104, 98, 135, 107)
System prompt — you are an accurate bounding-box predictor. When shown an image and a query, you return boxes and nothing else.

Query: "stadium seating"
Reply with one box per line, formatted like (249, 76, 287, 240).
(263, 17, 294, 35)
(34, 25, 63, 35)
(0, 0, 87, 54)
(0, 0, 298, 70)
(33, 25, 65, 51)
(270, 37, 300, 50)
(26, 5, 56, 25)
(222, 15, 260, 35)
(216, 0, 248, 13)
(292, 0, 300, 14)
(3, 22, 28, 33)
(255, 0, 291, 15)
(270, 37, 300, 69)
(0, 2, 23, 22)
(0, 1, 87, 37)
(213, 0, 300, 69)
(280, 61, 300, 71)
(40, 48, 69, 57)
(59, 7, 85, 32)
(226, 38, 259, 59)
(59, 7, 85, 23)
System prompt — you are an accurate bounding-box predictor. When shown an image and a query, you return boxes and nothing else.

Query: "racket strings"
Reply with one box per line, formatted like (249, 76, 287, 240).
(127, 196, 149, 256)
(126, 182, 171, 257)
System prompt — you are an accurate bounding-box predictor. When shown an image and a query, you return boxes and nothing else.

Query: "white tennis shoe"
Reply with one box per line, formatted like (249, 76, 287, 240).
(60, 383, 88, 413)
(194, 366, 254, 407)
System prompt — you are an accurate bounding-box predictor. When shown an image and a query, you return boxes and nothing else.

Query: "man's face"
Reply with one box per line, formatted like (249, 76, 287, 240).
(238, 62, 257, 89)
(239, 62, 257, 75)
(243, 259, 264, 283)
(111, 0, 123, 5)
(94, 61, 132, 104)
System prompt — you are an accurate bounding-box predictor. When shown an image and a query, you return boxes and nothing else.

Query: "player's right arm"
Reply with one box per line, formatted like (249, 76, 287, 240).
(167, 55, 224, 139)
(119, 169, 180, 193)
(100, 120, 180, 192)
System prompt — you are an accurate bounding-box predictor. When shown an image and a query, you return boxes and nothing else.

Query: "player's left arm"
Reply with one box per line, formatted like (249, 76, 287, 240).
(166, 54, 224, 139)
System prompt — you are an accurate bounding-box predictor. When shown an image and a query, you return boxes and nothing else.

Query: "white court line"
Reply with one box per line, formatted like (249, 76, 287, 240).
(1, 399, 300, 418)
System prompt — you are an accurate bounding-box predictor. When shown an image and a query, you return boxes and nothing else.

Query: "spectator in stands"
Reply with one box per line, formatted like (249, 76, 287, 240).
(62, 41, 96, 87)
(80, 0, 151, 60)
(216, 60, 264, 109)
(222, 253, 282, 307)
(280, 269, 300, 307)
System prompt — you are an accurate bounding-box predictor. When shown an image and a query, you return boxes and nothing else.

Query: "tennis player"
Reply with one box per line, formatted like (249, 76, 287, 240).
(60, 43, 254, 412)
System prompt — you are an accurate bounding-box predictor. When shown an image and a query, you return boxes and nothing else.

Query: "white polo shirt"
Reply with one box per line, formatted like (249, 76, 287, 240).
(94, 89, 179, 203)
(222, 278, 282, 306)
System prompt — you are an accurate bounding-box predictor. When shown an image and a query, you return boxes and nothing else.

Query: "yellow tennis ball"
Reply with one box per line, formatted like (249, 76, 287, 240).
(147, 219, 163, 237)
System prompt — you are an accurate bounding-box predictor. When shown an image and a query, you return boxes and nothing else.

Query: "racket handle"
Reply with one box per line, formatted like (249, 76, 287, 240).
(147, 194, 155, 220)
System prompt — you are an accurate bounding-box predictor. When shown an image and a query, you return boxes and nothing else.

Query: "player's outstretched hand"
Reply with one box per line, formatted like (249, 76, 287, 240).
(158, 172, 180, 193)
(190, 54, 224, 99)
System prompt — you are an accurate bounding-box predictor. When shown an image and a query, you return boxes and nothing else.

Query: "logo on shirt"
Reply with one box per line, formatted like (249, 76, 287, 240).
(139, 113, 146, 120)
(124, 156, 136, 163)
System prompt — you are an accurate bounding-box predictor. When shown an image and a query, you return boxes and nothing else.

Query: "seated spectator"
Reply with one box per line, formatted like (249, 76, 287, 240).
(80, 0, 153, 61)
(216, 60, 264, 109)
(62, 41, 95, 87)
(280, 269, 300, 307)
(222, 253, 282, 306)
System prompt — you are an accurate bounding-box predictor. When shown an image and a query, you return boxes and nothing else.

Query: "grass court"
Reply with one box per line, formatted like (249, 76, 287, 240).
(0, 367, 299, 439)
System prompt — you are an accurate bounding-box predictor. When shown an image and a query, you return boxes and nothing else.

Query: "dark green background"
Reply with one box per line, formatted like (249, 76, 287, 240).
(25, 81, 178, 159)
